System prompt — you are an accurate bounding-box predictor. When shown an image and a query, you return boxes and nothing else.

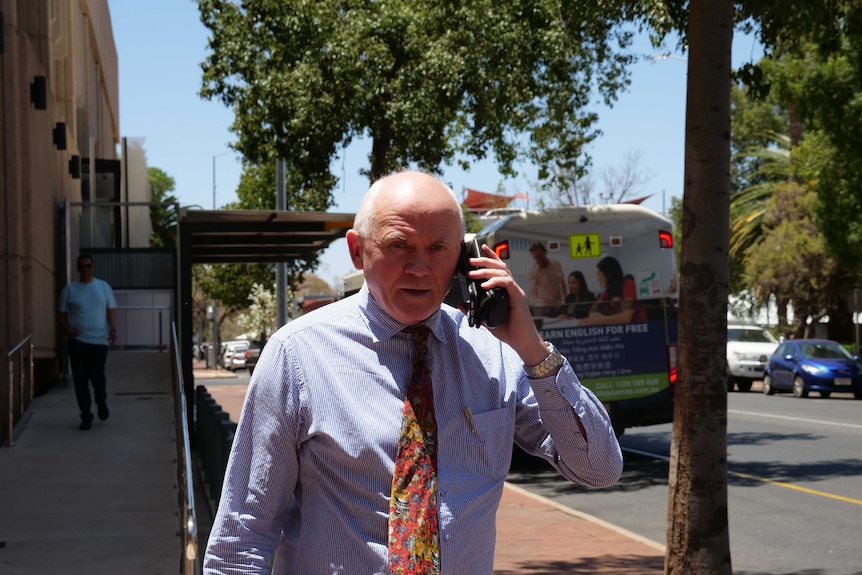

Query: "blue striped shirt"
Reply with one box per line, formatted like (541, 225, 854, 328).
(204, 286, 622, 574)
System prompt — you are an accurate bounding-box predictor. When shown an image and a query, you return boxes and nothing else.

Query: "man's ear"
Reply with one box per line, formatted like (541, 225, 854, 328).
(346, 230, 364, 270)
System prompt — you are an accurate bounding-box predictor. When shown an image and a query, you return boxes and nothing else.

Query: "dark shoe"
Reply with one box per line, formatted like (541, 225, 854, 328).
(79, 418, 93, 431)
(97, 403, 110, 421)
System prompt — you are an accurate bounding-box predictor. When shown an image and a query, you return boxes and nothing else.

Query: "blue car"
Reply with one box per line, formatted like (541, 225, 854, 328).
(763, 339, 862, 399)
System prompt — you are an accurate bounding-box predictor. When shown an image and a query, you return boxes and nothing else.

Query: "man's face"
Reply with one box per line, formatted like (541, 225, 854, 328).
(77, 258, 95, 282)
(530, 248, 549, 268)
(348, 180, 463, 325)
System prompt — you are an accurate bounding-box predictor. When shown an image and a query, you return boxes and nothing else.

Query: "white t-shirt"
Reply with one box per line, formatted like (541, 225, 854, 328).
(58, 279, 118, 345)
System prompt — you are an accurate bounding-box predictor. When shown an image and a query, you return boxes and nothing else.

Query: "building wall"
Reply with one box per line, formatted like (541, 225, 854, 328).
(1, 0, 119, 425)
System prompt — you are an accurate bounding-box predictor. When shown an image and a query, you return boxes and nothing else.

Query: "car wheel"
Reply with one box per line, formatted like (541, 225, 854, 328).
(820, 391, 831, 399)
(762, 375, 775, 395)
(737, 381, 753, 393)
(792, 376, 809, 398)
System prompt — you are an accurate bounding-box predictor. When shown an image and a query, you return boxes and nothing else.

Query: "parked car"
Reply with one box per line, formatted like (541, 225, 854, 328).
(727, 324, 779, 392)
(243, 340, 265, 376)
(219, 340, 251, 372)
(763, 338, 862, 398)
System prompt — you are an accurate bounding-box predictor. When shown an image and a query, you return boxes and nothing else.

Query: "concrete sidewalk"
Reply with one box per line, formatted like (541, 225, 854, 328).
(0, 351, 664, 575)
(201, 381, 666, 574)
(0, 351, 182, 575)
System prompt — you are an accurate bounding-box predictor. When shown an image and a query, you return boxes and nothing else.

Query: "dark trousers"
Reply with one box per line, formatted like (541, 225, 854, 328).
(68, 340, 109, 421)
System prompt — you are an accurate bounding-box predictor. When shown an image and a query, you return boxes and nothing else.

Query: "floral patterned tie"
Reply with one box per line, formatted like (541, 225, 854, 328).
(388, 325, 439, 574)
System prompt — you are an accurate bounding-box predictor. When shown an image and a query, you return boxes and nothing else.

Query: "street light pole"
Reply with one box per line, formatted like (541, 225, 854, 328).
(210, 150, 230, 370)
(212, 150, 231, 209)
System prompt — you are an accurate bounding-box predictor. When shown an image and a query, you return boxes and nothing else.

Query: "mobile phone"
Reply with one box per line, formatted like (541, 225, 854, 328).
(448, 238, 509, 328)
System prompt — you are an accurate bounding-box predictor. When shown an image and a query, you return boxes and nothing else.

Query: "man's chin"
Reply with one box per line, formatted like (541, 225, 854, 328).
(393, 292, 439, 324)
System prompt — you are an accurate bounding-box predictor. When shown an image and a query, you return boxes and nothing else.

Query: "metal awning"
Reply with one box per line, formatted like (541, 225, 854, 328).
(179, 209, 355, 264)
(177, 208, 355, 419)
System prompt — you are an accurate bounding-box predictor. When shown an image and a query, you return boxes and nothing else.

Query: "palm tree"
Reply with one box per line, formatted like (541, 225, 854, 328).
(729, 133, 790, 263)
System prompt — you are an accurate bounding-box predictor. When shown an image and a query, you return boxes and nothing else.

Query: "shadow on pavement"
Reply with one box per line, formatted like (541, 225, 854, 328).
(494, 555, 665, 575)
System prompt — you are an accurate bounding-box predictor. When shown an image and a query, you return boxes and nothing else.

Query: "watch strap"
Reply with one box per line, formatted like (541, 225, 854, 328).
(524, 341, 564, 379)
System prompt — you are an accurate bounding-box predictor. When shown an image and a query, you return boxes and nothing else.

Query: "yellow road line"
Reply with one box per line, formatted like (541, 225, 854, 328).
(730, 470, 862, 506)
(625, 447, 862, 506)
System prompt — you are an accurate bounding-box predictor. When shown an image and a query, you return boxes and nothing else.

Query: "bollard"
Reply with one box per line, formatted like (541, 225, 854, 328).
(210, 411, 231, 502)
(198, 396, 216, 483)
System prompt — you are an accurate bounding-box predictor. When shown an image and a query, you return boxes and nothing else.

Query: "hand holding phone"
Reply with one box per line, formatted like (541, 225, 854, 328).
(452, 239, 510, 328)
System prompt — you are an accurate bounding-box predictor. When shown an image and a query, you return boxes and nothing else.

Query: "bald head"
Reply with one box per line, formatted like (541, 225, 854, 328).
(346, 170, 466, 325)
(352, 171, 465, 239)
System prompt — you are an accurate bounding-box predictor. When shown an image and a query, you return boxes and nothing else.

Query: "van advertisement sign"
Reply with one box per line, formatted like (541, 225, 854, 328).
(541, 320, 676, 402)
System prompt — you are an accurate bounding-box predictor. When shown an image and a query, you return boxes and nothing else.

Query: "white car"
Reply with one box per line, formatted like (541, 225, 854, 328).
(727, 324, 779, 392)
(219, 340, 250, 372)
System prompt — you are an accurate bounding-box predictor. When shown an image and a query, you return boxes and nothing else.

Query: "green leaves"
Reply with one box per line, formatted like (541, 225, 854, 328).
(196, 0, 654, 195)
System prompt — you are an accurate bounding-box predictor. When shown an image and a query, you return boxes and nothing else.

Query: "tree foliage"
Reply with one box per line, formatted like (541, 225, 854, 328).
(148, 167, 179, 248)
(197, 0, 671, 200)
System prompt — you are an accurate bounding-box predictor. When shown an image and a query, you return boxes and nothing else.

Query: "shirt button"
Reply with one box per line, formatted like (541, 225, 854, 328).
(444, 533, 451, 542)
(544, 390, 553, 399)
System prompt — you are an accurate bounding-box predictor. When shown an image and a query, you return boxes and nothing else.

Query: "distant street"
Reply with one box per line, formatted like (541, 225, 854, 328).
(509, 390, 862, 575)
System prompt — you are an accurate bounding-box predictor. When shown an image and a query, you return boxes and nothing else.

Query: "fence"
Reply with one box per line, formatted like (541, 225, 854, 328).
(171, 323, 200, 574)
(194, 385, 236, 507)
(4, 335, 34, 446)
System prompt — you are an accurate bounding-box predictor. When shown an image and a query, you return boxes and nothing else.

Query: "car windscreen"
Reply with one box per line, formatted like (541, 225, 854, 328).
(728, 328, 778, 344)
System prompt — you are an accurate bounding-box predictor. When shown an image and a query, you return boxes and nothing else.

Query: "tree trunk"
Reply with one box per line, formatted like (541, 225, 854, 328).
(370, 121, 394, 183)
(666, 1, 733, 574)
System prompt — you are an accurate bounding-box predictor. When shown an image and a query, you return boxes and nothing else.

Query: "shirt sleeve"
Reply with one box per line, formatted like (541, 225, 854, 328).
(514, 360, 623, 488)
(58, 285, 69, 313)
(104, 282, 118, 309)
(204, 339, 301, 574)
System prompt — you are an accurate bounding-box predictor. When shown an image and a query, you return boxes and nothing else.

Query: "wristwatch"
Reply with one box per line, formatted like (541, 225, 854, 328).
(524, 341, 564, 379)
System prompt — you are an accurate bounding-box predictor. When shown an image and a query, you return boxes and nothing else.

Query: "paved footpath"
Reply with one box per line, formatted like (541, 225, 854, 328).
(199, 378, 666, 574)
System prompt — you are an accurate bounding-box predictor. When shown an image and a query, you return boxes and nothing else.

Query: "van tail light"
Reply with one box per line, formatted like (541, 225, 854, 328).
(668, 345, 678, 384)
(494, 240, 510, 260)
(244, 350, 250, 358)
(659, 230, 673, 249)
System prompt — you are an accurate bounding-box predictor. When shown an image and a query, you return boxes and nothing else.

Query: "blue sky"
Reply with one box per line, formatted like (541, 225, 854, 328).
(108, 1, 762, 288)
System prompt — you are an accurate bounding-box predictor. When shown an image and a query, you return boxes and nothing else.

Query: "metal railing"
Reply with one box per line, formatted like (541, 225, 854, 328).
(171, 323, 200, 574)
(5, 334, 34, 447)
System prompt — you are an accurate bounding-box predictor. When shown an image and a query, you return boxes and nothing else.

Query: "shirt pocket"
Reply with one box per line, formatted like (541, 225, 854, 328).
(461, 406, 514, 480)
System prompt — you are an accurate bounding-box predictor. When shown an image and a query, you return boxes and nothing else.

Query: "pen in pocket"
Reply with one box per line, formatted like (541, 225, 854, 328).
(464, 406, 475, 434)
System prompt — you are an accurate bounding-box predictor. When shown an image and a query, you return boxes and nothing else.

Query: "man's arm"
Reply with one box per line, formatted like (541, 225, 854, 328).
(466, 244, 623, 486)
(204, 339, 300, 573)
(516, 362, 623, 488)
(58, 311, 77, 340)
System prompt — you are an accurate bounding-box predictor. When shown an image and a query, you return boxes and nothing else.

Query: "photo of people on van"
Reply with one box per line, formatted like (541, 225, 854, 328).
(559, 270, 595, 319)
(527, 241, 567, 317)
(579, 256, 648, 325)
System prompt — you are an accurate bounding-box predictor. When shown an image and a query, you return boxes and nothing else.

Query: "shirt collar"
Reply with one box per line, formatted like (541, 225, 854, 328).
(357, 284, 448, 345)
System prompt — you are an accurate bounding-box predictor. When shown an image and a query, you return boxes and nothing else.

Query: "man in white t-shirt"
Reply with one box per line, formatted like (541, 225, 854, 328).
(58, 254, 118, 430)
(527, 242, 567, 314)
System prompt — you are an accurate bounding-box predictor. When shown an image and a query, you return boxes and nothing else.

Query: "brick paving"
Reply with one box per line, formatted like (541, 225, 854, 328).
(197, 370, 666, 574)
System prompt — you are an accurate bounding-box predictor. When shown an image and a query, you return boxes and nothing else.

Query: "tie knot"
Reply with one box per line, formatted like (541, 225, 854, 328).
(402, 325, 431, 347)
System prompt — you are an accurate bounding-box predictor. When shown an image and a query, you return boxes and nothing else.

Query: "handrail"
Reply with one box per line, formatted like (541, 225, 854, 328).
(5, 334, 34, 447)
(171, 322, 199, 573)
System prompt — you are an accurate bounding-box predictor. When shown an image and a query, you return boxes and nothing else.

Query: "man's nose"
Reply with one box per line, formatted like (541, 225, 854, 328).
(404, 252, 432, 276)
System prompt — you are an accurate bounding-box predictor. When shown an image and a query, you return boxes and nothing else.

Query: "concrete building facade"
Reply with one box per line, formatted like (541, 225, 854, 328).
(1, 0, 119, 443)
